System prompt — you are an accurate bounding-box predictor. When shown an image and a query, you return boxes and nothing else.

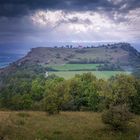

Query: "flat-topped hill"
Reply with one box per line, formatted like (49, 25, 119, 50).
(11, 43, 140, 67)
(0, 43, 140, 82)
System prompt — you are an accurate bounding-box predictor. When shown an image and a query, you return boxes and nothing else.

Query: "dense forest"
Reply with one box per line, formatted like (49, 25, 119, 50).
(0, 72, 139, 113)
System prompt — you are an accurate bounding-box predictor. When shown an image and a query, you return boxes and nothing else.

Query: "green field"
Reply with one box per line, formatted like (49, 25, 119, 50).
(49, 71, 130, 79)
(48, 64, 100, 71)
(0, 111, 139, 140)
(47, 64, 131, 79)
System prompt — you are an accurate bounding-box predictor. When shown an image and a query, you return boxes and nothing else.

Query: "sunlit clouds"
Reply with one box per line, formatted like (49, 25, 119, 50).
(30, 8, 140, 42)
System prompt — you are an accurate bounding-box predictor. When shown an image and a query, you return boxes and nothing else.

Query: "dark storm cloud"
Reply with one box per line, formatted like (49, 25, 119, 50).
(0, 0, 140, 17)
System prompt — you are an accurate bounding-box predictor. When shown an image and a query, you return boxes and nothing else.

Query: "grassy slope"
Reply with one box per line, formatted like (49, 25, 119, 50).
(49, 71, 131, 79)
(0, 111, 139, 140)
(17, 46, 129, 66)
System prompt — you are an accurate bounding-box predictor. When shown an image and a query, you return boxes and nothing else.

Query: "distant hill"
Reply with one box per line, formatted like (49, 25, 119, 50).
(0, 43, 140, 81)
(16, 43, 140, 66)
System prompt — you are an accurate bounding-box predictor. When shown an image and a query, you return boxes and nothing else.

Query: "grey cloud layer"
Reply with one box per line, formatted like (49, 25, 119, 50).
(0, 0, 140, 44)
(0, 0, 140, 17)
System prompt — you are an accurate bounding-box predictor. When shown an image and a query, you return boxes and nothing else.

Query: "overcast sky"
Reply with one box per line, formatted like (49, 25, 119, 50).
(0, 0, 140, 50)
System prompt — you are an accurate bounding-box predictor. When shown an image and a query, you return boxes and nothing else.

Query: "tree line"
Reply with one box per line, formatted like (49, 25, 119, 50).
(0, 73, 139, 113)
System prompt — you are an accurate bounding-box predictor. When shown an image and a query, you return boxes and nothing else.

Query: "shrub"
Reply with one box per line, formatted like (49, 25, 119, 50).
(102, 104, 132, 131)
(44, 94, 60, 115)
(129, 95, 140, 115)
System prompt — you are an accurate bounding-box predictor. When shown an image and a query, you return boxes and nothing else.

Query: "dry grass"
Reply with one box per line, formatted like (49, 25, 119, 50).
(0, 111, 139, 140)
